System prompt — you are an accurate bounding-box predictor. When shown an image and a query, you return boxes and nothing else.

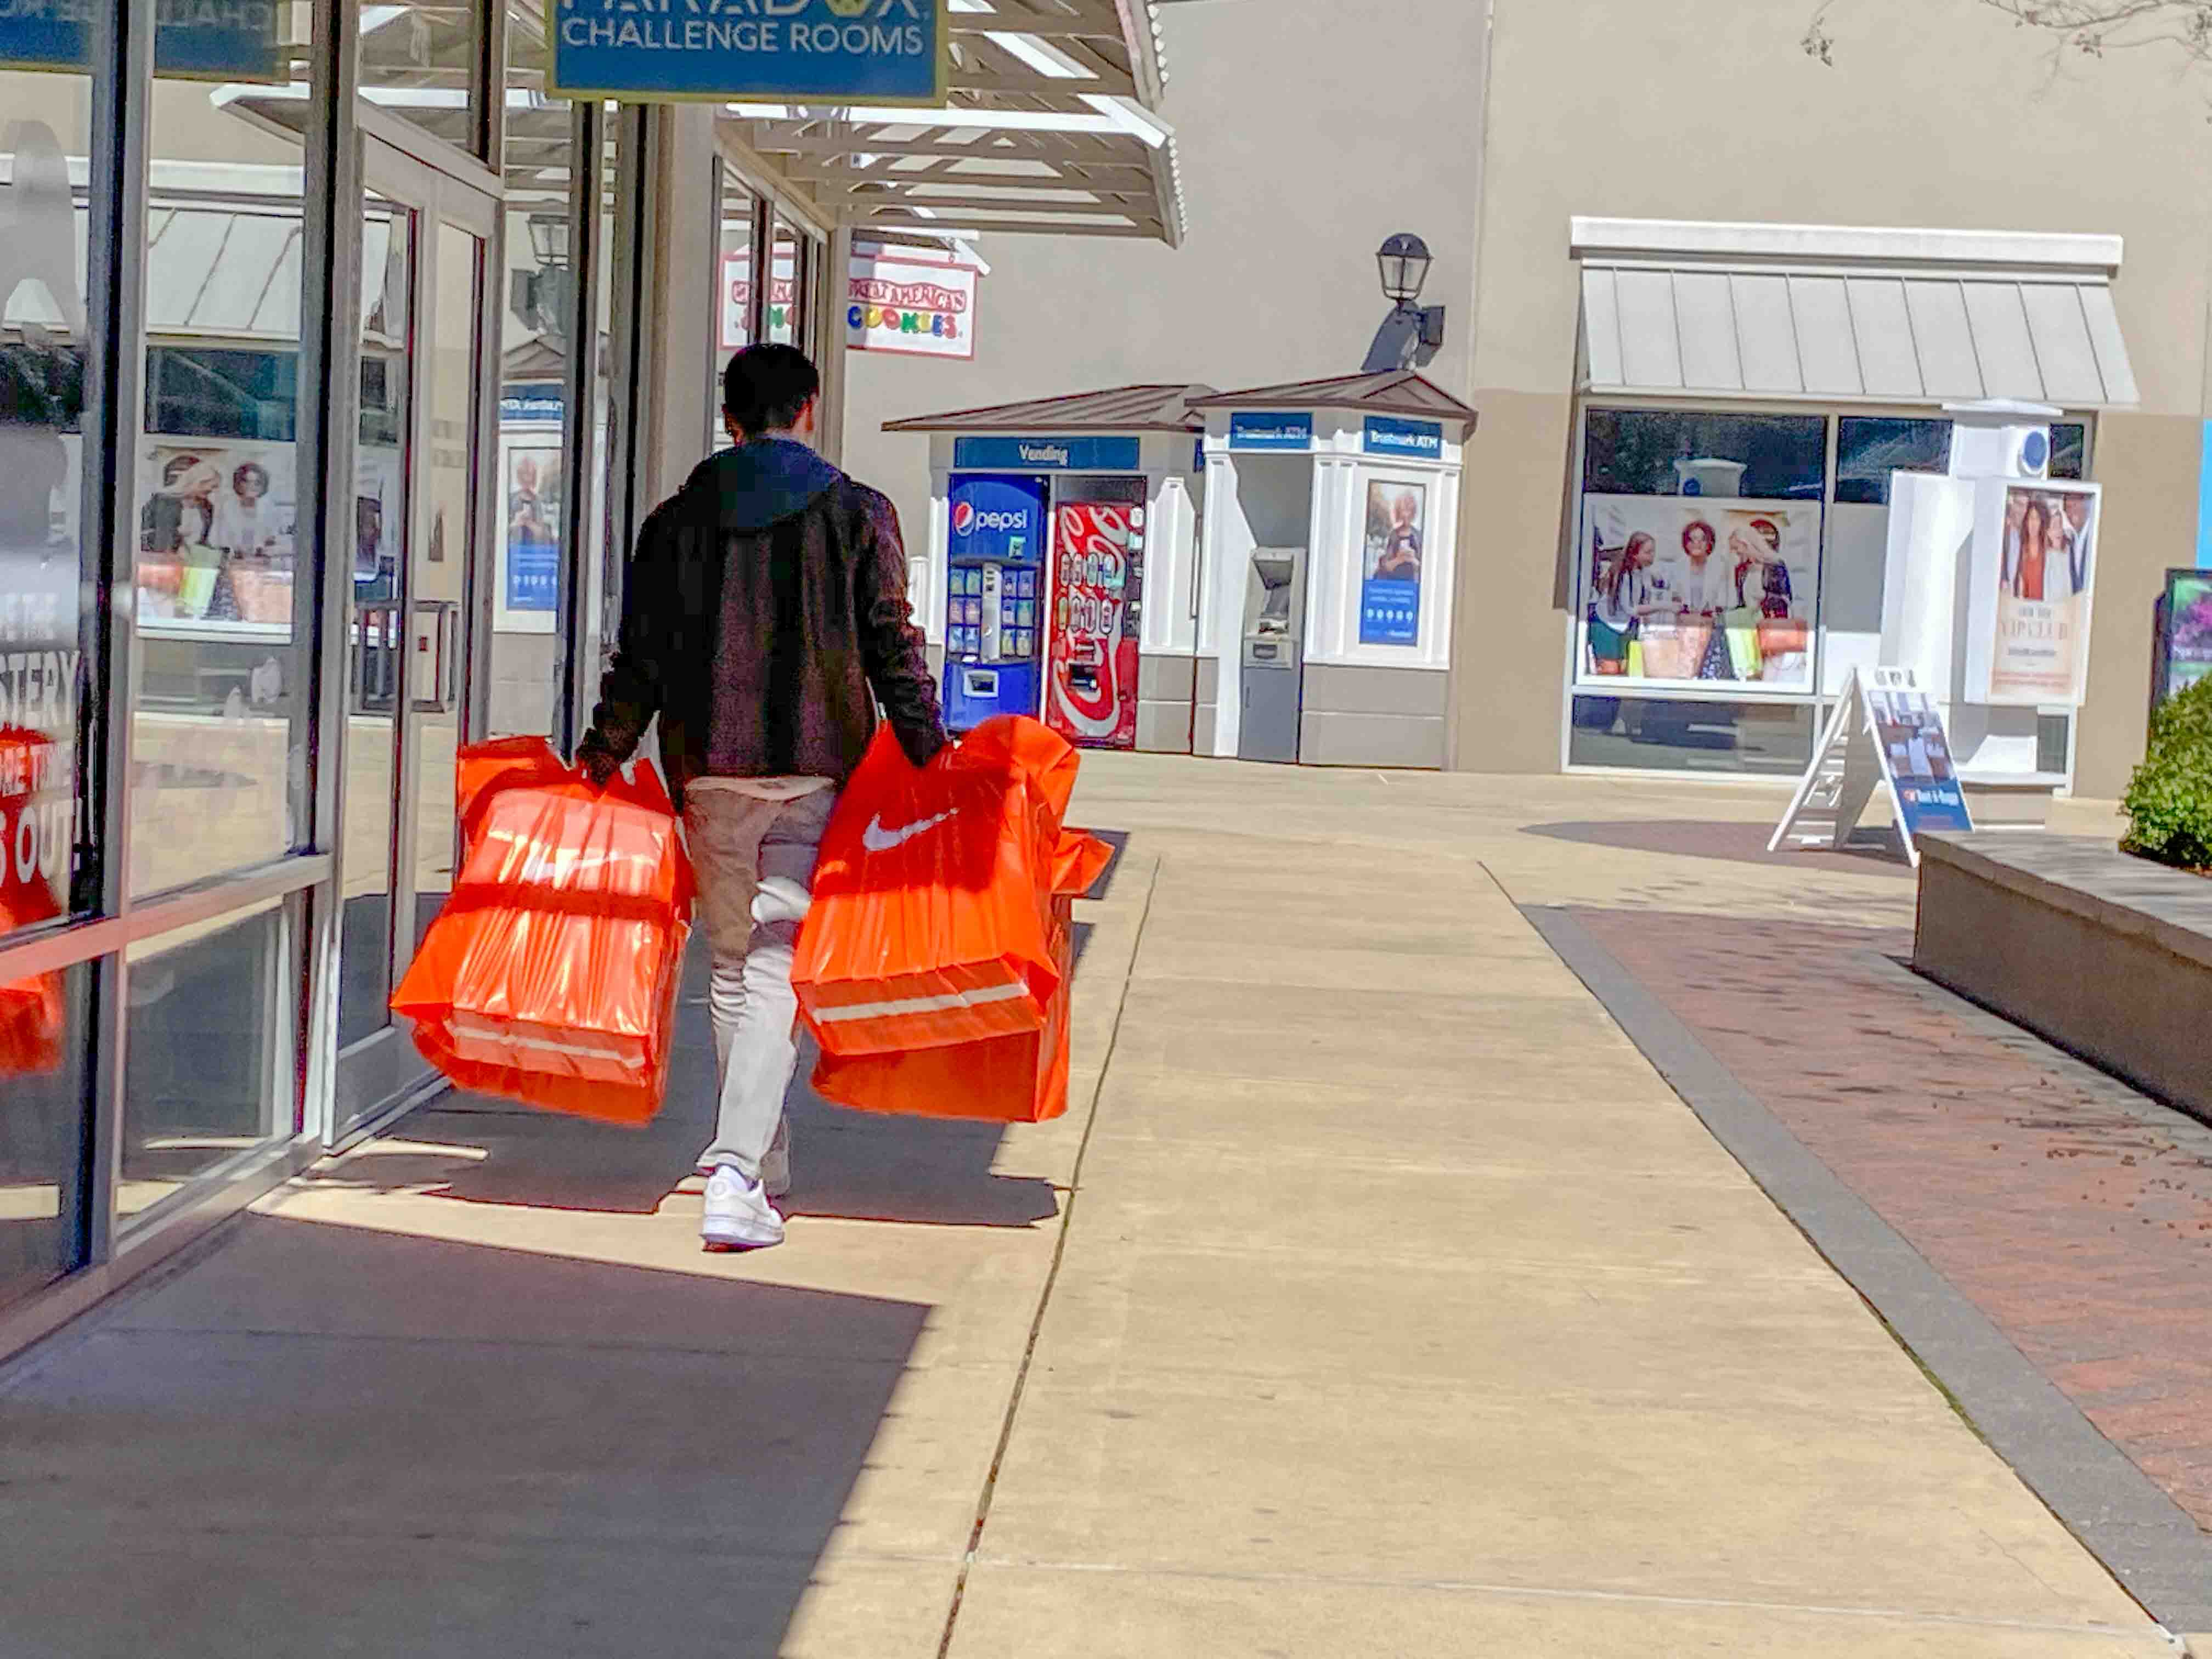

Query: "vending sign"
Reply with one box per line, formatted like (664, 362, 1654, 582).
(1047, 501, 1143, 750)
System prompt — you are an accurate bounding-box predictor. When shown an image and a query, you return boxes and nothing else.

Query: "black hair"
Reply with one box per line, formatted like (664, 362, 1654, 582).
(722, 343, 820, 438)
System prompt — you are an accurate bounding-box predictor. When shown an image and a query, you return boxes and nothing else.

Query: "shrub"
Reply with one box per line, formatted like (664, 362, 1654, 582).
(2122, 675, 2212, 871)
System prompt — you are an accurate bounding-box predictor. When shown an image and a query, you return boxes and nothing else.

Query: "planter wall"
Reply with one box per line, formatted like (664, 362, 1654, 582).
(1914, 833, 2212, 1125)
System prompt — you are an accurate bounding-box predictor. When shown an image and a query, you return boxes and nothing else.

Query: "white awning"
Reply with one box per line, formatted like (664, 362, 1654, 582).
(1572, 217, 2140, 408)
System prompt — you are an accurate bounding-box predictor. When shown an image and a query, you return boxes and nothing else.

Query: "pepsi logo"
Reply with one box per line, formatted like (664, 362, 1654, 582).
(955, 504, 1030, 534)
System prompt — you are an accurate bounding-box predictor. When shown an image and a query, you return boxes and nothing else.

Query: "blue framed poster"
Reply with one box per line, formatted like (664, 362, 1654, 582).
(551, 0, 948, 104)
(0, 3, 285, 82)
(1363, 415, 1443, 460)
(1359, 478, 1426, 646)
(1867, 684, 1973, 837)
(1228, 412, 1312, 452)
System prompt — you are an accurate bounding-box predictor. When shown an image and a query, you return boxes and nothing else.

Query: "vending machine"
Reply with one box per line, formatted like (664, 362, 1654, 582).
(943, 473, 1047, 731)
(1046, 481, 1146, 749)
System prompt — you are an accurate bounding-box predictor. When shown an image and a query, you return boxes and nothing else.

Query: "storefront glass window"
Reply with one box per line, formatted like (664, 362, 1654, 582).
(713, 166, 756, 448)
(1569, 696, 1816, 776)
(128, 31, 318, 899)
(1836, 417, 1950, 506)
(1582, 409, 1826, 500)
(487, 3, 570, 741)
(0, 960, 92, 1308)
(1576, 411, 1825, 701)
(360, 3, 482, 160)
(1, 64, 102, 943)
(2051, 421, 2088, 481)
(119, 898, 298, 1230)
(768, 216, 803, 346)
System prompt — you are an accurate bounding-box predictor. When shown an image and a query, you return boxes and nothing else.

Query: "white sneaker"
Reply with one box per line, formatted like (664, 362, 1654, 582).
(701, 1165, 785, 1252)
(695, 1125, 791, 1198)
(693, 1149, 789, 1198)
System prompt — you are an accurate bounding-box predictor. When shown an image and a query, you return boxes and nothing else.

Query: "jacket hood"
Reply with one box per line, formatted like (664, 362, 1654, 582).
(687, 437, 844, 530)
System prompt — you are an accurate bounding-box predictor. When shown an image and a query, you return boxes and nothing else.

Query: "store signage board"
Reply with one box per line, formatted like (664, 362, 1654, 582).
(2153, 567, 2212, 708)
(551, 0, 948, 104)
(1770, 667, 1972, 867)
(952, 436, 1141, 473)
(1363, 416, 1443, 460)
(1229, 413, 1313, 452)
(1961, 477, 2101, 708)
(847, 247, 975, 359)
(0, 3, 286, 81)
(500, 384, 565, 426)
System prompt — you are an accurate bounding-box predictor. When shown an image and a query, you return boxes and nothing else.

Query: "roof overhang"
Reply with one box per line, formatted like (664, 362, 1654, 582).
(718, 1, 1186, 249)
(1571, 217, 2140, 409)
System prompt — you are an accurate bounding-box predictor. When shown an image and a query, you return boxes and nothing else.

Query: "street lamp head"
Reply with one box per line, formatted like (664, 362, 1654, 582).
(1376, 232, 1432, 307)
(527, 212, 571, 269)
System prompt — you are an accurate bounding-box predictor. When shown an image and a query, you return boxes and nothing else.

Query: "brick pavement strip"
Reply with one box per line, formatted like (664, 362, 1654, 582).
(1551, 903, 2212, 1629)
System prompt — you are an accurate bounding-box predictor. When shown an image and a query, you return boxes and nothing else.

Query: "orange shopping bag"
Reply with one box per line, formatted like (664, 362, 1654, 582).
(391, 736, 695, 1126)
(792, 715, 1110, 1122)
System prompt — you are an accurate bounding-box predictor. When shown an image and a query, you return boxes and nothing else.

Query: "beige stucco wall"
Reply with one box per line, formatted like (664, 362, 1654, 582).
(1455, 0, 2212, 786)
(839, 0, 1491, 557)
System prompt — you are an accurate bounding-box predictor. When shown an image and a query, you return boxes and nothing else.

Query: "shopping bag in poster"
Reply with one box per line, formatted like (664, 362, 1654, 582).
(390, 736, 695, 1127)
(1638, 618, 1711, 679)
(1722, 607, 1764, 680)
(792, 715, 1109, 1062)
(0, 727, 65, 1077)
(1758, 616, 1810, 657)
(808, 891, 1080, 1125)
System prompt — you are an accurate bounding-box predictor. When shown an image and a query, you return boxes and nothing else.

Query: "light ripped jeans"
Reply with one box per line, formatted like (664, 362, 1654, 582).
(682, 785, 835, 1180)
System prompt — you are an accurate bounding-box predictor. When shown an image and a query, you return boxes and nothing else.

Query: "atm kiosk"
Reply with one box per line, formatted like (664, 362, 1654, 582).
(1192, 372, 1476, 769)
(883, 385, 1211, 751)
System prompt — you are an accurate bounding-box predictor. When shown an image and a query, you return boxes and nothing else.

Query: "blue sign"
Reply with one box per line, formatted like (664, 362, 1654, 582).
(1363, 416, 1444, 460)
(2196, 421, 2212, 569)
(951, 435, 1141, 473)
(0, 2, 285, 81)
(1359, 577, 1421, 647)
(506, 542, 560, 613)
(948, 473, 1046, 566)
(1229, 412, 1312, 452)
(500, 383, 564, 426)
(551, 0, 946, 104)
(1867, 687, 1974, 838)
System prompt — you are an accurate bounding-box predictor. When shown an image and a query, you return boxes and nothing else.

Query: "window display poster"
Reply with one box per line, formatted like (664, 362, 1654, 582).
(1046, 500, 1142, 749)
(354, 446, 404, 597)
(0, 539, 82, 945)
(504, 444, 562, 616)
(1580, 495, 1817, 691)
(1968, 482, 2098, 706)
(1866, 682, 1973, 837)
(2158, 569, 2212, 703)
(137, 439, 299, 625)
(1361, 479, 1424, 647)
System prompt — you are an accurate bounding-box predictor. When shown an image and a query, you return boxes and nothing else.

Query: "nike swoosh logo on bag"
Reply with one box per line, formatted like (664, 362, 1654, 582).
(861, 809, 956, 854)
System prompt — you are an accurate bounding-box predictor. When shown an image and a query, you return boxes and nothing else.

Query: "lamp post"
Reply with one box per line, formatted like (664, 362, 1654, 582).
(1369, 232, 1446, 370)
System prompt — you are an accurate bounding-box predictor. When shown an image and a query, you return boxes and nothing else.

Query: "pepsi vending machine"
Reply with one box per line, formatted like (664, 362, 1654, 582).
(944, 473, 1047, 731)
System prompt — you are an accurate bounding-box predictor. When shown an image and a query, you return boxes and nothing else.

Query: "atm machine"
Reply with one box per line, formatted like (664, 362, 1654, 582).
(1238, 545, 1306, 763)
(943, 473, 1047, 732)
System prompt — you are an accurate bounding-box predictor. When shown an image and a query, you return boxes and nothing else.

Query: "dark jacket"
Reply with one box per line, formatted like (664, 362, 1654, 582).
(579, 439, 946, 803)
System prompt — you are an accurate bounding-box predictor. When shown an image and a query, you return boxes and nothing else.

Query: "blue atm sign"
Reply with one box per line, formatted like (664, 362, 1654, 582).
(551, 0, 948, 104)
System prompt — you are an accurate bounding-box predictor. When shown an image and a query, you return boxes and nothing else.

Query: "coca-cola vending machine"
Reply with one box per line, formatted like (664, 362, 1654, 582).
(1046, 481, 1145, 749)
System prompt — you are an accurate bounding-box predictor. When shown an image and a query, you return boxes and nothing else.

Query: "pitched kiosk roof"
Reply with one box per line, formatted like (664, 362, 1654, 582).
(1188, 370, 1480, 425)
(883, 382, 1216, 433)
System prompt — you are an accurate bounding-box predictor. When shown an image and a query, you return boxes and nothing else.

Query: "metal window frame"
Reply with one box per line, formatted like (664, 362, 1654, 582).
(555, 101, 610, 762)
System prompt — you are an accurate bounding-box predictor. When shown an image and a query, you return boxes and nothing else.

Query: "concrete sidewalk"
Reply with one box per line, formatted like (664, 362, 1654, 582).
(0, 758, 2178, 1656)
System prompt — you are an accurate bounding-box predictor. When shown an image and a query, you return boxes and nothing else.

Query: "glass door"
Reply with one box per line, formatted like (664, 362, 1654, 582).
(332, 140, 498, 1141)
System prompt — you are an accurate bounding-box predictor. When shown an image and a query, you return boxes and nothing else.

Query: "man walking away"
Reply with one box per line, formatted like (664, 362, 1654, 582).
(580, 343, 947, 1251)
